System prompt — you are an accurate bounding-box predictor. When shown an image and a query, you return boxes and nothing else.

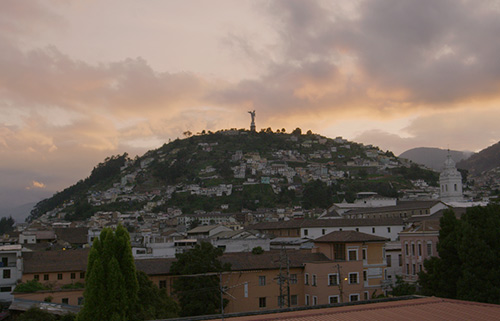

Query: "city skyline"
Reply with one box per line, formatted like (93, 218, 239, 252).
(2, 0, 500, 210)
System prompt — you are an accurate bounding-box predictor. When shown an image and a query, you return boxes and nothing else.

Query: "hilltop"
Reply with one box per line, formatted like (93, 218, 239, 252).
(28, 129, 439, 222)
(399, 147, 473, 171)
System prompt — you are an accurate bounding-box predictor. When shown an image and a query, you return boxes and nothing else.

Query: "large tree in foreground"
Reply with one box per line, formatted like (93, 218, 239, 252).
(170, 242, 231, 317)
(77, 225, 138, 321)
(419, 205, 500, 304)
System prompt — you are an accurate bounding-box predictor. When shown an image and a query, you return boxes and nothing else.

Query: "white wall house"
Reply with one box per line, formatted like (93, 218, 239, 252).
(0, 245, 23, 302)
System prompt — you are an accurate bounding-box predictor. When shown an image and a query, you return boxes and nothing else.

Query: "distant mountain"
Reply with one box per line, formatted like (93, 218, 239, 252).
(399, 147, 473, 171)
(29, 130, 439, 222)
(0, 202, 36, 223)
(457, 141, 500, 176)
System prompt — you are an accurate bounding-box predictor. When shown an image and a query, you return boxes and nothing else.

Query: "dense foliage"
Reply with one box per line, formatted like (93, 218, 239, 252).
(29, 154, 129, 221)
(0, 216, 15, 234)
(14, 280, 50, 293)
(419, 205, 500, 303)
(135, 271, 179, 320)
(77, 225, 139, 321)
(170, 242, 231, 317)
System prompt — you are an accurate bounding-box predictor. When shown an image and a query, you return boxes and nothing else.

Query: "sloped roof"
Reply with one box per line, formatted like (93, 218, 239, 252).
(211, 296, 500, 321)
(134, 250, 330, 276)
(54, 227, 88, 245)
(23, 249, 90, 273)
(249, 218, 404, 230)
(220, 250, 330, 271)
(314, 230, 389, 243)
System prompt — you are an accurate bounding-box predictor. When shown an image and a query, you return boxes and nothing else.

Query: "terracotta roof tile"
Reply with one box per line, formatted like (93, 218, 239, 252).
(314, 230, 389, 243)
(23, 249, 90, 274)
(212, 297, 500, 321)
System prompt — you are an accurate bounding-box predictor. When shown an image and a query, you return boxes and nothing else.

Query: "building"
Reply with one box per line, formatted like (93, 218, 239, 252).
(0, 245, 23, 303)
(398, 220, 440, 282)
(250, 218, 405, 241)
(439, 152, 463, 202)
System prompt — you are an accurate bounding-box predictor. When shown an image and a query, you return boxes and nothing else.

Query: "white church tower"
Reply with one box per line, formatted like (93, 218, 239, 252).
(439, 151, 463, 202)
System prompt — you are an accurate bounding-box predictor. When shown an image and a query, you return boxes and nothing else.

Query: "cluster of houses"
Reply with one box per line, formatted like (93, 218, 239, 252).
(2, 151, 491, 316)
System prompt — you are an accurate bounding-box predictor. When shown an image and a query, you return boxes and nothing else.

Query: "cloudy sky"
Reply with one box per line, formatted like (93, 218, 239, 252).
(2, 0, 500, 211)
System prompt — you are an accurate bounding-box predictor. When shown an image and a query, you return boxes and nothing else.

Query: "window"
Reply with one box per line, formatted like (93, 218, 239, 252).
(419, 264, 423, 272)
(329, 296, 339, 304)
(348, 272, 358, 284)
(291, 295, 298, 306)
(71, 273, 76, 279)
(328, 273, 339, 286)
(334, 243, 346, 261)
(454, 184, 457, 191)
(412, 264, 416, 275)
(304, 229, 308, 236)
(372, 227, 375, 233)
(398, 254, 402, 266)
(405, 243, 409, 255)
(290, 274, 297, 284)
(355, 228, 359, 232)
(350, 294, 359, 302)
(406, 264, 409, 275)
(159, 280, 167, 289)
(411, 243, 415, 255)
(348, 249, 357, 261)
(305, 273, 309, 285)
(363, 270, 367, 282)
(427, 242, 433, 256)
(78, 297, 84, 305)
(387, 227, 391, 233)
(0, 287, 11, 292)
(3, 269, 11, 279)
(62, 298, 69, 304)
(364, 291, 369, 300)
(1, 257, 7, 267)
(259, 297, 266, 308)
(80, 272, 85, 279)
(312, 296, 318, 306)
(34, 274, 39, 281)
(58, 273, 63, 280)
(305, 294, 310, 306)
(259, 275, 266, 286)
(386, 254, 392, 267)
(312, 274, 317, 286)
(44, 274, 49, 281)
(322, 229, 326, 235)
(418, 243, 422, 256)
(362, 249, 367, 260)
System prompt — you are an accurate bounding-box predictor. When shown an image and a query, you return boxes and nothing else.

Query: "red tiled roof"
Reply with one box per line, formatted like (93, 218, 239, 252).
(214, 297, 500, 321)
(23, 249, 90, 274)
(249, 218, 404, 230)
(314, 230, 389, 243)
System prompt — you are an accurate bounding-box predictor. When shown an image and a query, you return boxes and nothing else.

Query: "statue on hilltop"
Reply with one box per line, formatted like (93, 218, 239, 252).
(248, 110, 256, 132)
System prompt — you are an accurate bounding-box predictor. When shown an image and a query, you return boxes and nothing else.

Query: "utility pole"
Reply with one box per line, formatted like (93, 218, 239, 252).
(337, 264, 344, 303)
(276, 246, 291, 308)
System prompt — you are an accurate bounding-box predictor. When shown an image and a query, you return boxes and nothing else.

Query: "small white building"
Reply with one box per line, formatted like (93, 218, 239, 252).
(0, 245, 23, 302)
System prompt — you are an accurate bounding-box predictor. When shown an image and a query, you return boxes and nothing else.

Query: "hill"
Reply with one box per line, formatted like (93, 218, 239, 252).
(399, 147, 473, 171)
(457, 141, 500, 176)
(28, 129, 440, 222)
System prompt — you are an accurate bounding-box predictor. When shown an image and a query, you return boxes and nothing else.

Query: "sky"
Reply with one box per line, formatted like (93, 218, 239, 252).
(2, 0, 500, 212)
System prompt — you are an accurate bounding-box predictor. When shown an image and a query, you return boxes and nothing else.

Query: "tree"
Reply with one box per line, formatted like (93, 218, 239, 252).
(135, 271, 179, 320)
(419, 205, 500, 304)
(391, 276, 416, 296)
(292, 128, 302, 135)
(0, 216, 14, 234)
(77, 225, 138, 321)
(302, 180, 332, 209)
(170, 242, 231, 317)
